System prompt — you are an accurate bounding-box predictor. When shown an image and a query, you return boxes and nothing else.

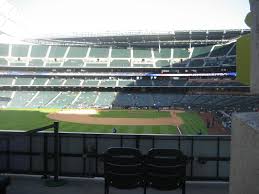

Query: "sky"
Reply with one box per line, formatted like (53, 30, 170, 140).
(2, 0, 251, 37)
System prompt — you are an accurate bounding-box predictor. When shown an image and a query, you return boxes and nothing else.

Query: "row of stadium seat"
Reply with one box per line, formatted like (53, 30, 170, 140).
(0, 43, 235, 60)
(0, 56, 236, 68)
(1, 91, 257, 111)
(0, 77, 244, 87)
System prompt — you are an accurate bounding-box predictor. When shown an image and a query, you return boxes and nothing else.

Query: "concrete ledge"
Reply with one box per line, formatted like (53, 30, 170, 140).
(230, 112, 259, 194)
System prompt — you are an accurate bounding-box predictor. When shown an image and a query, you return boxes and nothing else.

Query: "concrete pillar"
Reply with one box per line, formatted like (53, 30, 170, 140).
(250, 0, 259, 94)
(229, 112, 259, 194)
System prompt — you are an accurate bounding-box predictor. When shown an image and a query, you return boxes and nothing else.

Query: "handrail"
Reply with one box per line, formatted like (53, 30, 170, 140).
(25, 122, 61, 183)
(25, 123, 56, 134)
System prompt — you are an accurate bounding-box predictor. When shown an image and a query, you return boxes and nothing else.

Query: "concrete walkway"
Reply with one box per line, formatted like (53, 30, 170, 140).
(6, 175, 229, 194)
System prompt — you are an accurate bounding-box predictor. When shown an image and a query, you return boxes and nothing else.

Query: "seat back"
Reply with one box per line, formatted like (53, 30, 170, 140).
(103, 147, 144, 189)
(145, 148, 187, 190)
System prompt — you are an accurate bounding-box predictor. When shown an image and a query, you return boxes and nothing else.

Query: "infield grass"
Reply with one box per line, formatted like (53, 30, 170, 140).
(94, 109, 171, 118)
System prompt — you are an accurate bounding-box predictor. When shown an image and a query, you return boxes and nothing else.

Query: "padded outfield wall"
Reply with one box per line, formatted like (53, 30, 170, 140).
(236, 34, 251, 85)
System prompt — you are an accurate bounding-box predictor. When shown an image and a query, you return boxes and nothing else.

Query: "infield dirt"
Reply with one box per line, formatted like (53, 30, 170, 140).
(47, 110, 183, 126)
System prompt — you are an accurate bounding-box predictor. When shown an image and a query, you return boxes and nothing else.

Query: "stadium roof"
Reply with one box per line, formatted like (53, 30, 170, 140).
(30, 29, 250, 48)
(2, 0, 251, 39)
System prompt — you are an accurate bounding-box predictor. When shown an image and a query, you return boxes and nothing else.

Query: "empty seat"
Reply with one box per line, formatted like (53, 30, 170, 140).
(210, 43, 234, 57)
(173, 48, 190, 58)
(0, 44, 9, 56)
(110, 60, 130, 67)
(29, 59, 44, 66)
(0, 58, 8, 66)
(11, 45, 29, 57)
(48, 46, 67, 58)
(103, 147, 144, 194)
(89, 48, 109, 58)
(30, 45, 48, 57)
(133, 49, 152, 58)
(67, 47, 88, 58)
(111, 48, 131, 58)
(153, 48, 171, 58)
(144, 149, 187, 194)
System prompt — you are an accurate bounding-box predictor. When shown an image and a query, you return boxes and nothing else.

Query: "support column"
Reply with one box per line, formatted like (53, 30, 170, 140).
(230, 112, 259, 194)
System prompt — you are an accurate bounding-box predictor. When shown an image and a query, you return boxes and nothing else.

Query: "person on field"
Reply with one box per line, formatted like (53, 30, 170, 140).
(112, 128, 117, 133)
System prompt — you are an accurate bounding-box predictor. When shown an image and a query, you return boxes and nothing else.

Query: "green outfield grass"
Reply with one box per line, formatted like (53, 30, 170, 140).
(0, 109, 207, 135)
(94, 109, 171, 118)
(178, 112, 208, 135)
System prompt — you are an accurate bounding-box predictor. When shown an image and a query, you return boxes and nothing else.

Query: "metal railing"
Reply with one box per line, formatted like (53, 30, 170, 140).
(0, 123, 231, 181)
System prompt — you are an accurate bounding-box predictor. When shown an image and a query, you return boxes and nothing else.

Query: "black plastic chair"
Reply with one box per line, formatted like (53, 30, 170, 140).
(144, 149, 187, 194)
(0, 176, 10, 194)
(102, 147, 144, 194)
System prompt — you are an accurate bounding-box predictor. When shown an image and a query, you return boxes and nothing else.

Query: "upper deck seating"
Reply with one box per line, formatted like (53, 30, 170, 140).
(30, 45, 48, 57)
(67, 47, 88, 58)
(154, 48, 171, 58)
(133, 48, 152, 58)
(89, 48, 109, 58)
(48, 46, 67, 58)
(111, 48, 131, 58)
(11, 45, 29, 57)
(0, 44, 9, 56)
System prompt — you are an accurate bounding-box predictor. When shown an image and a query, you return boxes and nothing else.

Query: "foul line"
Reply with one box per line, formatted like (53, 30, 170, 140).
(177, 125, 183, 135)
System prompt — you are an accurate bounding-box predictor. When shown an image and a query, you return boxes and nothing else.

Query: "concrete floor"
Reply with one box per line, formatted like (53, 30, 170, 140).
(6, 175, 229, 194)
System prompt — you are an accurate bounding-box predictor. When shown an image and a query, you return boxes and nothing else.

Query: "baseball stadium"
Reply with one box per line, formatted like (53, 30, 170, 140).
(0, 29, 255, 135)
(0, 0, 258, 193)
(0, 28, 257, 135)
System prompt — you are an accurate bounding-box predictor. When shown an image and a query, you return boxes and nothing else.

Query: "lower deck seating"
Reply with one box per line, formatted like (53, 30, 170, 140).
(189, 59, 204, 67)
(28, 91, 60, 108)
(153, 80, 170, 86)
(95, 92, 115, 107)
(134, 93, 154, 107)
(1, 91, 257, 111)
(8, 91, 36, 108)
(118, 80, 135, 87)
(72, 92, 98, 108)
(99, 80, 116, 87)
(0, 91, 12, 107)
(113, 93, 135, 107)
(45, 92, 78, 109)
(136, 80, 153, 86)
